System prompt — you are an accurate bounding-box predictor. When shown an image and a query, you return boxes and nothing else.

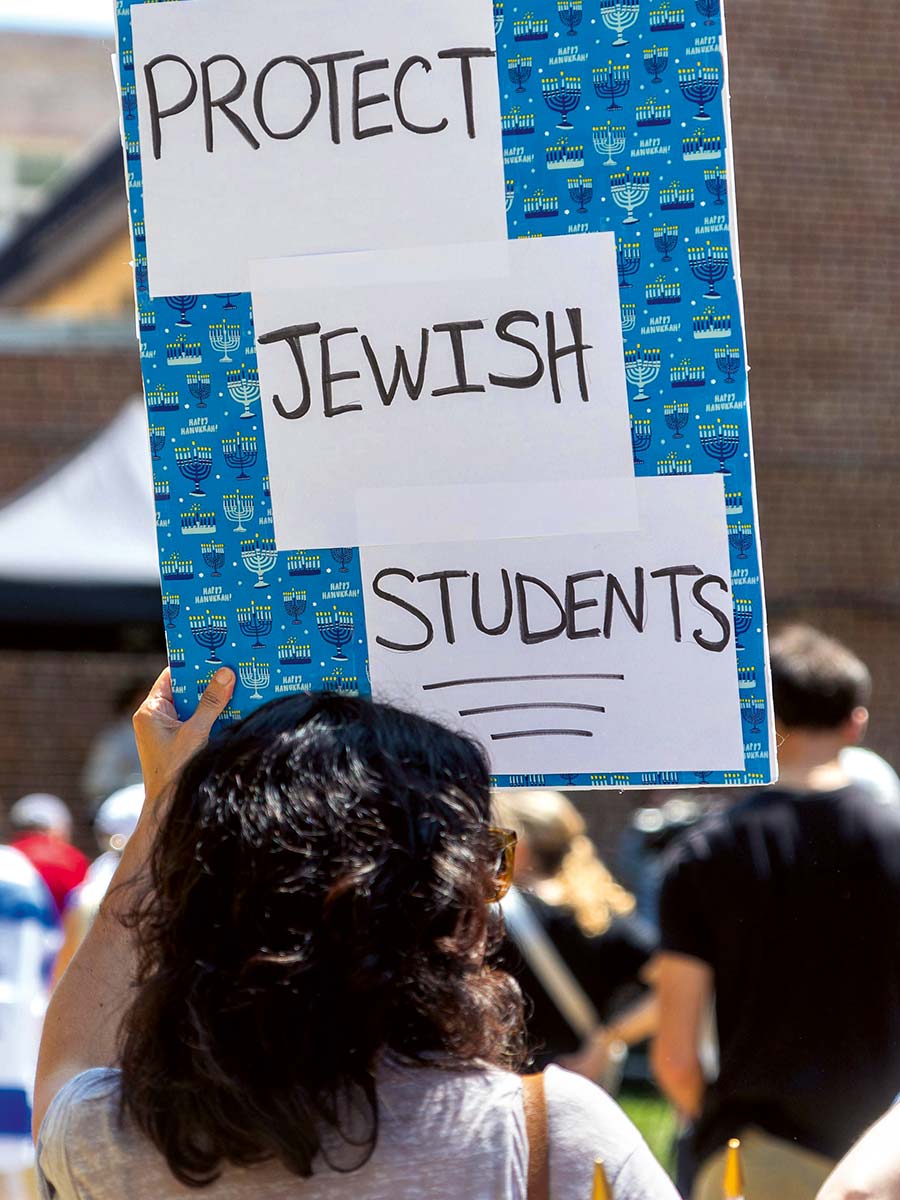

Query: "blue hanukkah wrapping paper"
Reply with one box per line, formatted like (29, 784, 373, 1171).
(115, 0, 771, 790)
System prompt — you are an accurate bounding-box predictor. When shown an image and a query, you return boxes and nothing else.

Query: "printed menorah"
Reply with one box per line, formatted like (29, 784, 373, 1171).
(656, 450, 691, 476)
(646, 275, 681, 305)
(505, 179, 516, 212)
(600, 0, 640, 45)
(620, 302, 636, 332)
(616, 240, 641, 288)
(653, 224, 679, 261)
(611, 168, 650, 224)
(288, 553, 322, 576)
(688, 241, 730, 298)
(223, 490, 253, 533)
(239, 658, 270, 701)
(283, 589, 307, 624)
(593, 61, 630, 111)
(149, 425, 166, 460)
(542, 74, 581, 129)
(174, 443, 213, 496)
(169, 648, 186, 669)
(704, 167, 728, 205)
(508, 55, 532, 92)
(201, 542, 226, 577)
(279, 638, 312, 665)
(187, 372, 211, 409)
(624, 344, 661, 401)
(241, 535, 278, 588)
(323, 667, 359, 695)
(558, 0, 583, 35)
(223, 435, 258, 480)
(593, 121, 626, 166)
(331, 548, 354, 573)
(138, 307, 156, 332)
(209, 320, 241, 364)
(568, 175, 593, 213)
(670, 358, 704, 387)
(237, 601, 273, 649)
(678, 64, 720, 120)
(316, 608, 354, 661)
(189, 611, 228, 664)
(696, 0, 719, 25)
(699, 419, 740, 472)
(215, 293, 240, 310)
(741, 698, 765, 735)
(729, 524, 754, 562)
(494, 0, 504, 33)
(664, 402, 689, 438)
(161, 593, 180, 629)
(165, 295, 198, 328)
(738, 664, 756, 688)
(732, 598, 752, 649)
(161, 553, 193, 580)
(630, 417, 652, 464)
(121, 84, 138, 122)
(227, 364, 260, 419)
(660, 181, 695, 210)
(154, 479, 170, 501)
(715, 346, 742, 382)
(725, 490, 744, 514)
(643, 44, 669, 83)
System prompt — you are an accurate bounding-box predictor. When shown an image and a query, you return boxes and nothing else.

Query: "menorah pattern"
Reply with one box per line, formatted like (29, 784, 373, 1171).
(118, 0, 763, 791)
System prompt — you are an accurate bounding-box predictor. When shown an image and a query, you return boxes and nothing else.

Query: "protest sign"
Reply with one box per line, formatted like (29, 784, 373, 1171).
(251, 235, 636, 548)
(116, 0, 774, 789)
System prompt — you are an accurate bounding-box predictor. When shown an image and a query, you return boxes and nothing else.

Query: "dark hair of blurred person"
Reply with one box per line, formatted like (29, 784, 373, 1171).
(33, 672, 676, 1200)
(770, 623, 871, 730)
(9, 793, 88, 917)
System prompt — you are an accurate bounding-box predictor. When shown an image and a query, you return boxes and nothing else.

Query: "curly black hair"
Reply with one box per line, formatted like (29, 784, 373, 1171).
(118, 692, 524, 1186)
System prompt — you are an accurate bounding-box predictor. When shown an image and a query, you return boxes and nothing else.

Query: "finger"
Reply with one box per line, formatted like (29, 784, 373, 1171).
(133, 667, 175, 728)
(189, 666, 236, 738)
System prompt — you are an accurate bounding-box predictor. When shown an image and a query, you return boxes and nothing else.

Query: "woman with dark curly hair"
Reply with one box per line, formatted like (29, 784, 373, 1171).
(33, 668, 675, 1199)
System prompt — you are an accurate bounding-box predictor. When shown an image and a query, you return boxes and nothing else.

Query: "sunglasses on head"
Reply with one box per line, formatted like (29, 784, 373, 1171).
(487, 826, 517, 904)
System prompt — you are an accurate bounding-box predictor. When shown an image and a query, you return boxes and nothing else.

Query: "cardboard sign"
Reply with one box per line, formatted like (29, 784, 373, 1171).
(131, 0, 507, 296)
(117, 0, 775, 789)
(251, 235, 637, 548)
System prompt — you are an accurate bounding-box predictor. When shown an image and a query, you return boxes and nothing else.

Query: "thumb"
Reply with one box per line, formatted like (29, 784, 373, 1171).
(189, 666, 236, 739)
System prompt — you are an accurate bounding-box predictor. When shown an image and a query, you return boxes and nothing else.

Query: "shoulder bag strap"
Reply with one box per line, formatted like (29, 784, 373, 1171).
(522, 1071, 550, 1200)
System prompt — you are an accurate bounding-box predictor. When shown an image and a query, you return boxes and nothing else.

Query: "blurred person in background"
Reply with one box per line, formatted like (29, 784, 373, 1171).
(493, 789, 658, 1085)
(0, 844, 58, 1200)
(840, 745, 900, 808)
(652, 625, 900, 1200)
(52, 784, 144, 985)
(80, 680, 148, 809)
(32, 671, 676, 1200)
(8, 795, 87, 919)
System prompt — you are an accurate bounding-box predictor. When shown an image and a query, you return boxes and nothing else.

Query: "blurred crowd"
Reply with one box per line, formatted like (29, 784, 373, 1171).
(5, 626, 900, 1199)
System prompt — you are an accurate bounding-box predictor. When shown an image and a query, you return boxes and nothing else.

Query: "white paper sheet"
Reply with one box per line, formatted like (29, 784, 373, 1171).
(361, 476, 746, 775)
(251, 234, 637, 549)
(131, 0, 507, 296)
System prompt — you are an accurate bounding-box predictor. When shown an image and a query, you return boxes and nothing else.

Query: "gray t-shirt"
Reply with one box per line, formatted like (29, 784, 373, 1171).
(38, 1063, 676, 1199)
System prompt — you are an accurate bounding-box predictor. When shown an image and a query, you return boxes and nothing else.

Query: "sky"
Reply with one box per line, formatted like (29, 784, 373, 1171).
(0, 0, 114, 34)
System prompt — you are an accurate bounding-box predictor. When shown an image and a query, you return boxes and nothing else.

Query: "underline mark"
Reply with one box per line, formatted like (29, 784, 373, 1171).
(459, 702, 606, 717)
(424, 673, 624, 692)
(490, 729, 595, 741)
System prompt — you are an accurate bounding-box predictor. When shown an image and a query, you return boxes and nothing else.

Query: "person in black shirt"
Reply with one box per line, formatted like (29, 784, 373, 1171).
(653, 625, 900, 1200)
(494, 789, 657, 1078)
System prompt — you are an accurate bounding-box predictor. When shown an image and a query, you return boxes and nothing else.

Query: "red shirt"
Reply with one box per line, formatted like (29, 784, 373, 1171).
(11, 834, 88, 915)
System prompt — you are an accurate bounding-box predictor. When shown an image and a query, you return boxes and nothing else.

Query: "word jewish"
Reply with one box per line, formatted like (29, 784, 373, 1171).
(258, 308, 592, 419)
(144, 47, 496, 159)
(371, 563, 732, 653)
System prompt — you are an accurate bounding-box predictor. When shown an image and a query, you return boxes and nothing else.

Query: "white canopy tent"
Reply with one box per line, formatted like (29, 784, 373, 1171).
(0, 401, 163, 646)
